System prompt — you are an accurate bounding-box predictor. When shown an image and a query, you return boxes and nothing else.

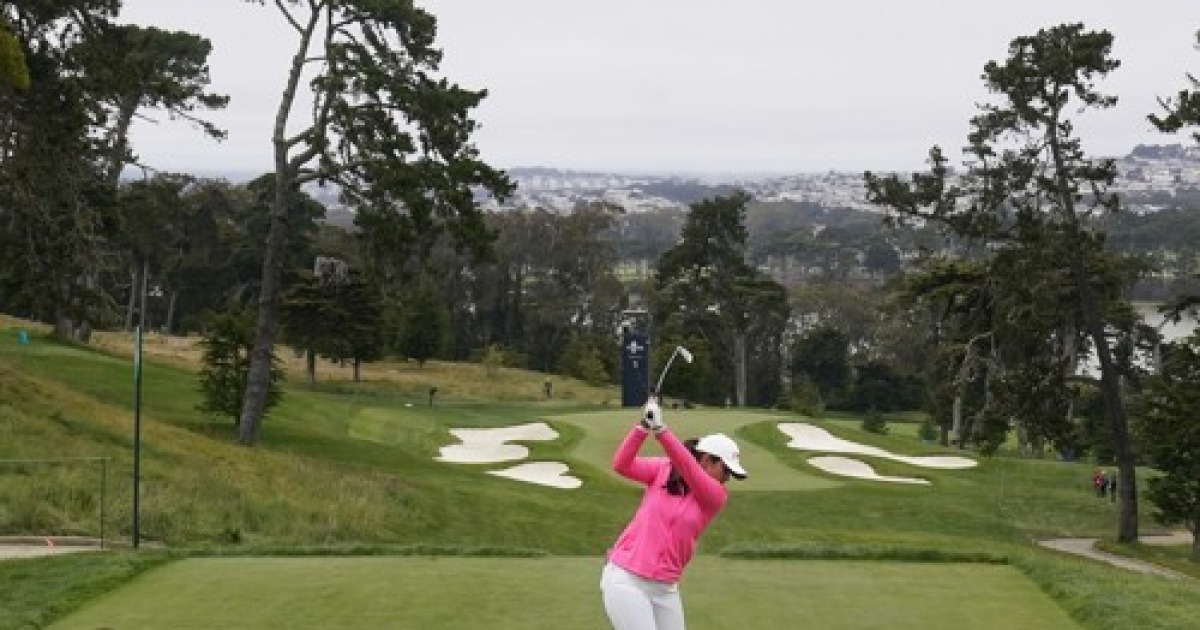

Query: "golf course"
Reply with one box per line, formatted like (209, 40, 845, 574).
(2, 317, 1197, 629)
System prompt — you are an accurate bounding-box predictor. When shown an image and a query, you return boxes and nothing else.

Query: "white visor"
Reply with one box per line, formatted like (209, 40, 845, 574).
(695, 433, 747, 479)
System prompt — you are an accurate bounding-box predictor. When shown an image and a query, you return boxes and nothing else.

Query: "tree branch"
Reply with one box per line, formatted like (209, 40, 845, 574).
(273, 0, 305, 34)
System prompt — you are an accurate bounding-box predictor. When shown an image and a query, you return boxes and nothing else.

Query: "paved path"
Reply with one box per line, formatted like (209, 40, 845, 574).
(1036, 531, 1193, 580)
(0, 536, 106, 561)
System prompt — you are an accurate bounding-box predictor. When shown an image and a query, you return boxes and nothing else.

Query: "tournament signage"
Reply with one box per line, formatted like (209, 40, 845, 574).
(621, 332, 650, 407)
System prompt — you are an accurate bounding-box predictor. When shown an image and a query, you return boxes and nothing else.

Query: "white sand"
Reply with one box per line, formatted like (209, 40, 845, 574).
(488, 462, 582, 489)
(437, 422, 581, 490)
(778, 423, 977, 469)
(436, 422, 560, 464)
(807, 456, 931, 485)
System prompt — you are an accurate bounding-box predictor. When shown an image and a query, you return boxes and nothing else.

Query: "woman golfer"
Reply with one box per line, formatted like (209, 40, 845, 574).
(601, 396, 747, 630)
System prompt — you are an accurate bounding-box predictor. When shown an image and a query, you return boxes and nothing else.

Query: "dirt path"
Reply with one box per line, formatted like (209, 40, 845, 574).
(1036, 531, 1193, 580)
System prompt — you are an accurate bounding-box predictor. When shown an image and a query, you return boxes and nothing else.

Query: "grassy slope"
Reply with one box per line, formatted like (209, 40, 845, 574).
(2, 319, 1198, 629)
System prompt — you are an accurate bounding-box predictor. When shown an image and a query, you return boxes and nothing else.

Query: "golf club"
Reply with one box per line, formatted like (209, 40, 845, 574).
(653, 345, 694, 396)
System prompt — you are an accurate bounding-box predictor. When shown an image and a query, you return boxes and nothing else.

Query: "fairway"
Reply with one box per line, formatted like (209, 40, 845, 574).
(551, 408, 843, 491)
(48, 556, 1083, 630)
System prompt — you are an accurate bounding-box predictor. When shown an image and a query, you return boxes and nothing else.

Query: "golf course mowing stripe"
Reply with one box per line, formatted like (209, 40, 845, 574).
(49, 556, 1083, 630)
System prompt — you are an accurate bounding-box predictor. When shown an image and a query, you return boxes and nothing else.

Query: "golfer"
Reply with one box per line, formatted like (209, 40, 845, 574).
(601, 396, 747, 630)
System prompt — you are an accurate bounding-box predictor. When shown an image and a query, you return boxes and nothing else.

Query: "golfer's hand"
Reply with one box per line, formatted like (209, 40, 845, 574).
(640, 397, 665, 433)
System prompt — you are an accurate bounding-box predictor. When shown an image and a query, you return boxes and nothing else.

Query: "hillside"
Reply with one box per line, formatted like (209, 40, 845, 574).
(0, 318, 624, 549)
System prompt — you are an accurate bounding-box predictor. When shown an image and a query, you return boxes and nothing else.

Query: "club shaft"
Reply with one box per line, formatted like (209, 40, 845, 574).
(655, 348, 680, 393)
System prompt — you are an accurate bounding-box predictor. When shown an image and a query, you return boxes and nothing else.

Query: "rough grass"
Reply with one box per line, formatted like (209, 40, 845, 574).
(1095, 540, 1200, 579)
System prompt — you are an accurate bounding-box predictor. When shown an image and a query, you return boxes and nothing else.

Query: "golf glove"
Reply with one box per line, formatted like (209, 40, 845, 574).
(641, 397, 665, 433)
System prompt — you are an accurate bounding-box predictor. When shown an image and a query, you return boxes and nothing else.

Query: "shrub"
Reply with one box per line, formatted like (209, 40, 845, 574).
(196, 309, 284, 428)
(861, 407, 888, 434)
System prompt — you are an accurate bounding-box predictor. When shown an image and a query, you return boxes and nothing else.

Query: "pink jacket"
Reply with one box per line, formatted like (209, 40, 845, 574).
(606, 426, 729, 583)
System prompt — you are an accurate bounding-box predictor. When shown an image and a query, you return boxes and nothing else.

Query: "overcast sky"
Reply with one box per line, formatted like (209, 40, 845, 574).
(119, 1, 1200, 176)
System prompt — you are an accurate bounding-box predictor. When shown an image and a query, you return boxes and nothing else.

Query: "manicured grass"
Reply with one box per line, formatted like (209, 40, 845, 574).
(46, 556, 1084, 630)
(552, 408, 842, 492)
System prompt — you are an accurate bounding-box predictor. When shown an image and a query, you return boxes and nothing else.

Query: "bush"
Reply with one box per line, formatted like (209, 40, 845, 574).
(918, 418, 938, 443)
(861, 407, 888, 434)
(787, 379, 824, 417)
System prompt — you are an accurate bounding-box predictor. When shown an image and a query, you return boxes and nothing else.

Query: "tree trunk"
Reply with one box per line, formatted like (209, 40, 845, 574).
(1060, 212, 1138, 542)
(165, 291, 177, 334)
(353, 358, 362, 382)
(1014, 420, 1029, 458)
(734, 333, 747, 406)
(1086, 316, 1139, 542)
(238, 178, 289, 445)
(238, 7, 320, 446)
(951, 395, 964, 442)
(306, 348, 315, 386)
(1048, 104, 1139, 543)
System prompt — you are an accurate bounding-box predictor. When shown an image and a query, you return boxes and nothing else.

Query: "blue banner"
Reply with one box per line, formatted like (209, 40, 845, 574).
(621, 332, 650, 407)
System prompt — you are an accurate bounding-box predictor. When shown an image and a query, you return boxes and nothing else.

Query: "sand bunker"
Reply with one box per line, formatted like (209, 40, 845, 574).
(807, 456, 930, 485)
(437, 422, 580, 489)
(437, 422, 560, 464)
(778, 423, 977, 469)
(489, 462, 582, 489)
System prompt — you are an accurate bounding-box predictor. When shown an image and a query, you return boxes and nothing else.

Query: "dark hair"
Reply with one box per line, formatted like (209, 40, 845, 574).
(664, 438, 704, 496)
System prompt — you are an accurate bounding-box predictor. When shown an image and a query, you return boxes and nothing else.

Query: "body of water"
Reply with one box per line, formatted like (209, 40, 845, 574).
(1133, 301, 1198, 344)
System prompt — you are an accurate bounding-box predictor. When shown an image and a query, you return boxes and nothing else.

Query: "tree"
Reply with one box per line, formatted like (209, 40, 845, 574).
(0, 3, 225, 340)
(0, 2, 111, 333)
(655, 192, 789, 406)
(238, 0, 512, 445)
(397, 276, 449, 367)
(865, 24, 1143, 541)
(328, 270, 386, 381)
(279, 273, 341, 386)
(788, 325, 850, 404)
(78, 24, 229, 185)
(1148, 29, 1200, 143)
(1148, 30, 1200, 322)
(115, 173, 193, 332)
(198, 309, 283, 428)
(1133, 333, 1200, 558)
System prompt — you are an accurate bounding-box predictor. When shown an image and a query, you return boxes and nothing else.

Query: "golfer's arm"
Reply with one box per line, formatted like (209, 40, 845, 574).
(657, 430, 727, 512)
(613, 426, 658, 484)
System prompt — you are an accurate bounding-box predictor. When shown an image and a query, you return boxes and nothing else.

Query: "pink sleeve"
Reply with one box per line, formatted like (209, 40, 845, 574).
(613, 426, 660, 485)
(657, 429, 728, 514)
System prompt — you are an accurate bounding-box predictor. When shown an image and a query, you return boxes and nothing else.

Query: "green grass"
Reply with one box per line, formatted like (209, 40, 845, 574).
(0, 551, 173, 629)
(3, 320, 1198, 629)
(46, 556, 1084, 630)
(552, 408, 842, 492)
(1095, 540, 1200, 579)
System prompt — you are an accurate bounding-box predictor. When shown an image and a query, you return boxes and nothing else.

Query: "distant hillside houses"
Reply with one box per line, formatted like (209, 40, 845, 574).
(309, 144, 1198, 230)
(494, 147, 1199, 215)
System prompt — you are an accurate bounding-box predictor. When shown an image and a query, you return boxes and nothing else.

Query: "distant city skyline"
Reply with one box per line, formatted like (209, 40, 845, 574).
(119, 0, 1200, 175)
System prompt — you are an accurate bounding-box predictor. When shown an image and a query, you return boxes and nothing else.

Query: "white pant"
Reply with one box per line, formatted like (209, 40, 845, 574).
(600, 562, 686, 630)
